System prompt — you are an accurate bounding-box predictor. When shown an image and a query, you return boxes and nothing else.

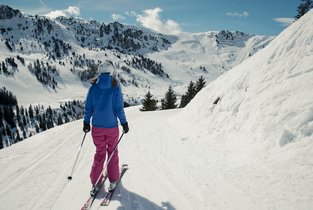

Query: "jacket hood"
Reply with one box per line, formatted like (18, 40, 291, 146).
(96, 73, 112, 89)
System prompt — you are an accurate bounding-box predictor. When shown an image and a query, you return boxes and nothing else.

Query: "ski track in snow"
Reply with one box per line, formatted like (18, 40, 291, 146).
(0, 107, 267, 210)
(1, 9, 313, 210)
(0, 122, 88, 209)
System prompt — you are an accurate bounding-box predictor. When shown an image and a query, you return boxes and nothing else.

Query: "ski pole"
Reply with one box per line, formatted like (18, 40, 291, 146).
(94, 132, 125, 186)
(68, 132, 87, 180)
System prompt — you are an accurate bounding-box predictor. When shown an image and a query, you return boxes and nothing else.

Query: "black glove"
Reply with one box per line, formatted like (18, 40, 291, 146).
(121, 122, 129, 134)
(83, 122, 90, 133)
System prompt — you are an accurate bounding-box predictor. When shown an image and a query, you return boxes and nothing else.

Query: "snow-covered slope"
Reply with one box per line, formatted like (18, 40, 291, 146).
(0, 5, 273, 105)
(178, 9, 313, 149)
(0, 107, 203, 210)
(0, 10, 312, 210)
(148, 31, 273, 93)
(173, 9, 313, 209)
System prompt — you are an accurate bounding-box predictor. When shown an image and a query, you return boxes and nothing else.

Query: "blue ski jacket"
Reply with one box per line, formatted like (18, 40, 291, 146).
(84, 73, 127, 128)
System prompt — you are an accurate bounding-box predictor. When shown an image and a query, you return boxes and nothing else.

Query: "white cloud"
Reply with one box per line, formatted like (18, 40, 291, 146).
(226, 11, 249, 18)
(273, 18, 294, 26)
(45, 6, 80, 19)
(67, 6, 80, 16)
(136, 7, 182, 35)
(126, 11, 137, 17)
(112, 13, 126, 21)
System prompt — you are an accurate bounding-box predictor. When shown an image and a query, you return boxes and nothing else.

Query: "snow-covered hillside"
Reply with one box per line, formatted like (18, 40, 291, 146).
(173, 9, 313, 209)
(0, 8, 312, 210)
(178, 9, 313, 149)
(0, 5, 273, 106)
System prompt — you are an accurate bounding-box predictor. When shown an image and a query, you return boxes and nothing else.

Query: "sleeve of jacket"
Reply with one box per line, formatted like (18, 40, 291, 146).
(114, 85, 127, 124)
(84, 87, 93, 124)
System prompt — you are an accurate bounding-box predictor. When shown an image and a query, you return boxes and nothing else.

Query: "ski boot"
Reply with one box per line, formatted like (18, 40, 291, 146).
(108, 181, 118, 192)
(90, 185, 100, 197)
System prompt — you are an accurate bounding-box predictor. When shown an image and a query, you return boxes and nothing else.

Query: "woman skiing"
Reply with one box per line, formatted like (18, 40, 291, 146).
(83, 60, 129, 196)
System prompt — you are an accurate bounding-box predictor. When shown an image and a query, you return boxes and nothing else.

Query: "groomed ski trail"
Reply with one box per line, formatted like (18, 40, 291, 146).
(0, 107, 263, 210)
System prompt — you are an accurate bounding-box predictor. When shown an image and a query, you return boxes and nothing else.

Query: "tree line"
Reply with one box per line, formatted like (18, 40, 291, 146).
(140, 76, 206, 111)
(0, 87, 84, 150)
(27, 59, 59, 89)
(127, 55, 169, 78)
(0, 57, 19, 76)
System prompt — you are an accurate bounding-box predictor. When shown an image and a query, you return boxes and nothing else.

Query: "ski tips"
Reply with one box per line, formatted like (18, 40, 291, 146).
(67, 176, 73, 180)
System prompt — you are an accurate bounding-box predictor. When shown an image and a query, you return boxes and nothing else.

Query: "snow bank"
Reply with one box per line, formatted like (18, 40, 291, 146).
(172, 10, 313, 210)
(178, 10, 313, 148)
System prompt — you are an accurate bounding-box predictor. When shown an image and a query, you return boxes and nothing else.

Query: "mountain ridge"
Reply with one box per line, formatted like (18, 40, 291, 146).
(0, 4, 273, 105)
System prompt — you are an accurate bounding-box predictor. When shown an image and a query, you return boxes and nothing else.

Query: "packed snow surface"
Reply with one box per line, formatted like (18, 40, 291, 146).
(0, 8, 313, 210)
(0, 104, 312, 210)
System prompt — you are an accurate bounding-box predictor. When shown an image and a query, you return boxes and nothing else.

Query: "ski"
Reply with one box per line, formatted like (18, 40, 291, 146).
(81, 174, 108, 210)
(100, 164, 128, 206)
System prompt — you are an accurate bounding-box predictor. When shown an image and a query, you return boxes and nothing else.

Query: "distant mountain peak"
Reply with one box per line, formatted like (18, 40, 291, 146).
(0, 4, 273, 106)
(0, 5, 21, 19)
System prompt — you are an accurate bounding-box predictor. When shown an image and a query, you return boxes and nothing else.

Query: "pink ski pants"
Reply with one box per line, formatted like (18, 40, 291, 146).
(90, 127, 120, 185)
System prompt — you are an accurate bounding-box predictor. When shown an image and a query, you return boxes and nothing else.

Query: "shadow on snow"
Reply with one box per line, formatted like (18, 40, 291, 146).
(101, 182, 176, 210)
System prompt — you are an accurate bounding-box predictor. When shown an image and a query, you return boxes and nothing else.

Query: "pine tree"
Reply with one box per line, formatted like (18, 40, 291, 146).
(179, 77, 206, 108)
(195, 76, 206, 93)
(295, 0, 313, 20)
(179, 95, 188, 108)
(23, 115, 27, 126)
(46, 115, 54, 129)
(0, 107, 3, 126)
(20, 106, 24, 115)
(179, 81, 196, 108)
(35, 106, 40, 119)
(5, 125, 11, 140)
(64, 113, 70, 123)
(47, 106, 53, 117)
(9, 106, 15, 128)
(140, 91, 158, 111)
(16, 104, 22, 126)
(0, 115, 4, 129)
(23, 129, 27, 139)
(35, 124, 40, 133)
(161, 86, 177, 110)
(39, 114, 47, 131)
(16, 104, 20, 117)
(186, 81, 196, 99)
(57, 113, 63, 125)
(3, 106, 15, 128)
(29, 105, 34, 118)
(0, 132, 3, 149)
(16, 131, 21, 142)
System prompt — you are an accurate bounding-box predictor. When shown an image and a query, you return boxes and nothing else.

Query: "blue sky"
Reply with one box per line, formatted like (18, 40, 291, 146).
(1, 0, 300, 36)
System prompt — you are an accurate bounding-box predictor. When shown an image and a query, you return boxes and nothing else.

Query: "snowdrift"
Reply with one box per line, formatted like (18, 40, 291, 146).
(173, 10, 313, 209)
(179, 10, 313, 147)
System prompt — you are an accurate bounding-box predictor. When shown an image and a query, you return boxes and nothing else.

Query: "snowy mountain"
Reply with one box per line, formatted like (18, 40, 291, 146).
(0, 5, 312, 210)
(0, 5, 273, 106)
(173, 9, 313, 209)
